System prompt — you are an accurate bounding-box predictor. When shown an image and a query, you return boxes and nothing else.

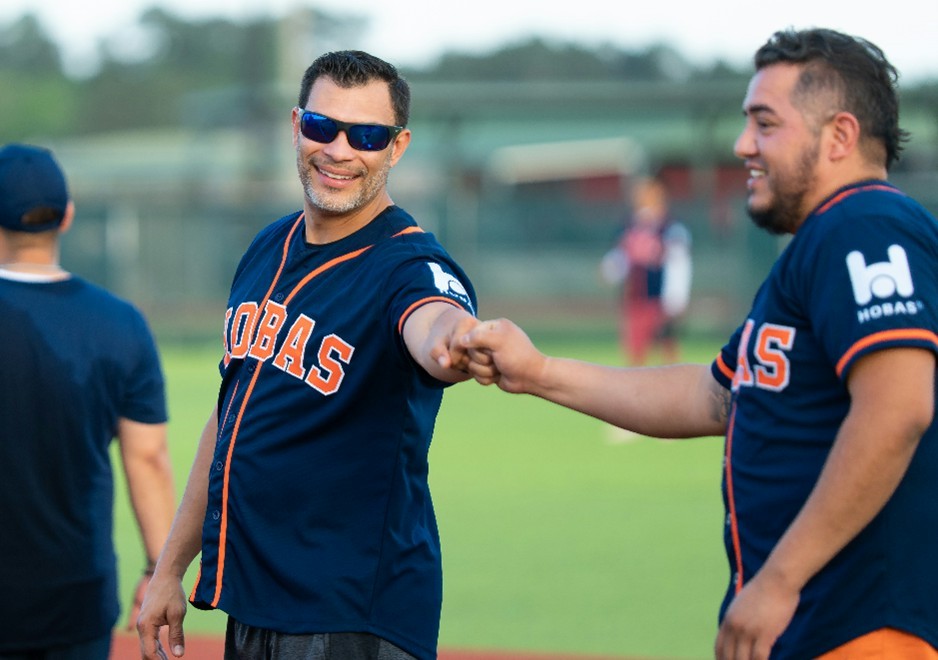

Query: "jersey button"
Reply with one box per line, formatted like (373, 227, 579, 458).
(212, 510, 221, 520)
(214, 461, 223, 471)
(274, 292, 285, 302)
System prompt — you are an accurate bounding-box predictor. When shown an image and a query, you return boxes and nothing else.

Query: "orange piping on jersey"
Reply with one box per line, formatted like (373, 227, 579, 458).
(714, 353, 735, 381)
(189, 380, 238, 602)
(211, 216, 304, 606)
(835, 328, 938, 377)
(187, 564, 203, 602)
(392, 226, 424, 237)
(815, 183, 900, 215)
(724, 402, 745, 595)
(213, 356, 267, 605)
(260, 214, 305, 303)
(282, 246, 374, 306)
(396, 296, 464, 334)
(211, 225, 378, 607)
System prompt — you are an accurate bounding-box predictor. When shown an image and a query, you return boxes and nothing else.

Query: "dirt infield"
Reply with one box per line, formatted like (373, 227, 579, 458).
(111, 632, 642, 660)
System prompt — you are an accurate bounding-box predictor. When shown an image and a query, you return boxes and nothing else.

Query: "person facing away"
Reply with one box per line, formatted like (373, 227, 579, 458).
(445, 28, 938, 660)
(600, 175, 692, 365)
(0, 144, 176, 660)
(136, 51, 481, 660)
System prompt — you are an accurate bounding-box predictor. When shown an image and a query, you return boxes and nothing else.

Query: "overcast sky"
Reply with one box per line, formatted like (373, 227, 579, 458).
(3, 0, 937, 83)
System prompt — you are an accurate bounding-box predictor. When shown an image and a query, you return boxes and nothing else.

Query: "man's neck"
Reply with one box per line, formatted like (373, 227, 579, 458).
(303, 196, 393, 245)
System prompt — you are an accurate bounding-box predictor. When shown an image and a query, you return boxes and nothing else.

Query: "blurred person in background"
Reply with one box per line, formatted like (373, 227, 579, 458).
(449, 28, 938, 660)
(137, 50, 479, 660)
(0, 143, 176, 660)
(600, 175, 692, 366)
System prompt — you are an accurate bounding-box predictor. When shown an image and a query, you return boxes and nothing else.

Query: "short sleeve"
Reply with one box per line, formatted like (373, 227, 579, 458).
(712, 323, 743, 390)
(387, 257, 477, 336)
(802, 211, 938, 380)
(119, 310, 168, 424)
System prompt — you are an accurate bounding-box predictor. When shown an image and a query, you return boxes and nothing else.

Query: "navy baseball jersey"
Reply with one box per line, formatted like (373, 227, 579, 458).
(189, 205, 476, 659)
(0, 274, 167, 651)
(710, 181, 938, 657)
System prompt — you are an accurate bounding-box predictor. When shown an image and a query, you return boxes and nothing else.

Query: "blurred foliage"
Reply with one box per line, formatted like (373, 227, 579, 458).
(406, 37, 748, 83)
(0, 6, 752, 142)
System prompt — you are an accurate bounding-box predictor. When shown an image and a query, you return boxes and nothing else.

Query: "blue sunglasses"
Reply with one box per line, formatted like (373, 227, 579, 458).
(296, 109, 403, 152)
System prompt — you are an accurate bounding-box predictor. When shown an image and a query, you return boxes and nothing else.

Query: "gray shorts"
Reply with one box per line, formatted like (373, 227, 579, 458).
(223, 618, 419, 660)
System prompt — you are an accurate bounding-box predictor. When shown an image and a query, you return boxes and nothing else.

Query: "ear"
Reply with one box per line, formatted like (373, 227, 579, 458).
(388, 129, 412, 168)
(826, 111, 861, 162)
(58, 201, 75, 235)
(291, 106, 302, 148)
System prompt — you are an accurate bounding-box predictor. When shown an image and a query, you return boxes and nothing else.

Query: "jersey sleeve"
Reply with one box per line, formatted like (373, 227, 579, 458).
(711, 323, 742, 390)
(802, 210, 938, 380)
(386, 254, 477, 336)
(118, 308, 168, 424)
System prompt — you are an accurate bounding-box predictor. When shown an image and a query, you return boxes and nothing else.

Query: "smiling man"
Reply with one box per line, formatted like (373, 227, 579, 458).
(450, 28, 938, 659)
(137, 51, 480, 660)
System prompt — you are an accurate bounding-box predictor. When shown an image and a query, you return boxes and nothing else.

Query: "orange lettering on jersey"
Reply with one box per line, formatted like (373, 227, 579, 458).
(248, 300, 288, 361)
(228, 302, 259, 360)
(305, 333, 354, 395)
(754, 324, 795, 391)
(272, 314, 316, 379)
(732, 319, 755, 391)
(223, 307, 234, 367)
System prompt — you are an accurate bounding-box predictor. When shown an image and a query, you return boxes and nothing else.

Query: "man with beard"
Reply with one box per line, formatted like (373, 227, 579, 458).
(137, 51, 479, 660)
(445, 28, 938, 659)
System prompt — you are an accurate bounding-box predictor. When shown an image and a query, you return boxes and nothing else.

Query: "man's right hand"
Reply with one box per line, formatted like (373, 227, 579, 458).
(136, 571, 188, 659)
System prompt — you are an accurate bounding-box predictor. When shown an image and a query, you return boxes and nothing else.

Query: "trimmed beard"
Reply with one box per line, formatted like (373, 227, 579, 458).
(746, 138, 819, 235)
(297, 149, 393, 215)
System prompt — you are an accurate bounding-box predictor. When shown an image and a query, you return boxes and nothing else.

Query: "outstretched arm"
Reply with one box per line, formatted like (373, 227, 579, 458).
(715, 347, 935, 660)
(405, 301, 480, 383)
(137, 407, 218, 659)
(459, 318, 729, 439)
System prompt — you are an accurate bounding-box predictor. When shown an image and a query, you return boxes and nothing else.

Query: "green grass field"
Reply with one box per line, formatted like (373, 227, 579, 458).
(112, 336, 728, 659)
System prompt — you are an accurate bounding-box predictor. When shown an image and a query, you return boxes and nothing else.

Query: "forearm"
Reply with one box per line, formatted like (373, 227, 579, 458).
(531, 359, 727, 438)
(154, 410, 218, 579)
(407, 302, 478, 383)
(754, 348, 932, 594)
(757, 405, 923, 592)
(118, 420, 176, 565)
(127, 457, 176, 565)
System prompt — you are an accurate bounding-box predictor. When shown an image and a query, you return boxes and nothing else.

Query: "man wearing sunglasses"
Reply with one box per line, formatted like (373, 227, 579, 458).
(138, 51, 479, 660)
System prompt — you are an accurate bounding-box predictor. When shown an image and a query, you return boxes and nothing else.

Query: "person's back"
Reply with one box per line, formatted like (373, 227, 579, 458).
(0, 143, 175, 659)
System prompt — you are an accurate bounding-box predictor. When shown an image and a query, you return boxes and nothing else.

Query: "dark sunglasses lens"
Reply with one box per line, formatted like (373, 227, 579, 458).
(301, 113, 338, 144)
(348, 125, 392, 151)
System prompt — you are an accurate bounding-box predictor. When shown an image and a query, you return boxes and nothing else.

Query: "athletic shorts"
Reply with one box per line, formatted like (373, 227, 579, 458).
(817, 628, 938, 659)
(224, 618, 418, 660)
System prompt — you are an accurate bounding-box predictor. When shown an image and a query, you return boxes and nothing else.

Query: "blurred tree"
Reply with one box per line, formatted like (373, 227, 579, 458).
(74, 9, 281, 133)
(0, 13, 62, 74)
(403, 37, 749, 83)
(0, 14, 77, 141)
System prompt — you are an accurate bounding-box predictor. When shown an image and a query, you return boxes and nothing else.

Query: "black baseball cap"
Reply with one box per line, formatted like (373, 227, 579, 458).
(0, 143, 69, 233)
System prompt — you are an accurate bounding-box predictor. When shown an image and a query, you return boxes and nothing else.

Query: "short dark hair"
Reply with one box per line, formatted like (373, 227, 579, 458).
(754, 28, 908, 170)
(297, 50, 411, 127)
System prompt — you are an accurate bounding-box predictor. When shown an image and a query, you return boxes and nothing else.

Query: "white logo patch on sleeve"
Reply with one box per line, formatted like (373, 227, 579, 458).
(845, 244, 914, 305)
(427, 262, 473, 313)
